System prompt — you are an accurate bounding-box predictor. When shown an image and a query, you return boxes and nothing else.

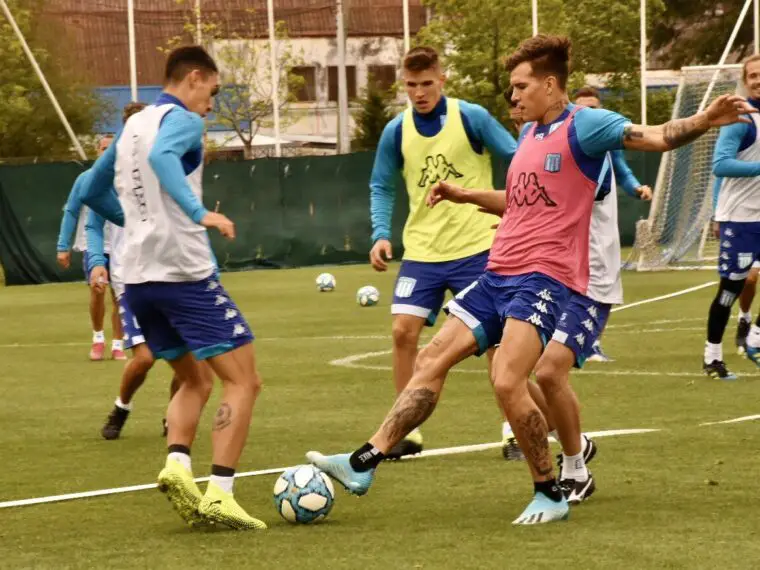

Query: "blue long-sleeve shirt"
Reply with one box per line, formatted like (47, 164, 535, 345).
(370, 96, 518, 242)
(713, 177, 723, 212)
(81, 93, 209, 227)
(713, 98, 760, 178)
(56, 170, 90, 251)
(610, 150, 643, 198)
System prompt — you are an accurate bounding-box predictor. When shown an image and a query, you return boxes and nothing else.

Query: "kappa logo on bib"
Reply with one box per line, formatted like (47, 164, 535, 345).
(417, 154, 463, 187)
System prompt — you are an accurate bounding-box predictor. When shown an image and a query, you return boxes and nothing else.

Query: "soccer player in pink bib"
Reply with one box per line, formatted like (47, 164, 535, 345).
(307, 35, 754, 525)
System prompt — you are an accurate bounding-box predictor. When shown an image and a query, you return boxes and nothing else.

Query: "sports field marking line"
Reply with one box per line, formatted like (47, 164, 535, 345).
(0, 428, 657, 510)
(610, 281, 717, 313)
(699, 414, 760, 426)
(330, 351, 760, 377)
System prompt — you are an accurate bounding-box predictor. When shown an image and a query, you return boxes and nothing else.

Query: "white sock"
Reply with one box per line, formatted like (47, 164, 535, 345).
(561, 451, 588, 482)
(167, 452, 191, 472)
(704, 341, 723, 364)
(112, 339, 124, 351)
(210, 474, 234, 494)
(580, 435, 588, 455)
(115, 397, 132, 411)
(502, 421, 512, 439)
(747, 325, 760, 349)
(93, 330, 105, 343)
(739, 310, 752, 323)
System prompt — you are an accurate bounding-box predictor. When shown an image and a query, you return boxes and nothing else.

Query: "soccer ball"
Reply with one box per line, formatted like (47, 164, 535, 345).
(356, 285, 380, 306)
(273, 465, 335, 524)
(316, 272, 336, 292)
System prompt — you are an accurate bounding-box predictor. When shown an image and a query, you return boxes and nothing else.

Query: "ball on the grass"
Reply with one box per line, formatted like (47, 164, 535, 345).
(315, 272, 336, 292)
(273, 465, 335, 524)
(356, 285, 380, 306)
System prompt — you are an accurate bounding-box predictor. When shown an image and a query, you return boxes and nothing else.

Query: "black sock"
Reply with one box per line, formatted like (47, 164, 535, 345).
(211, 464, 235, 477)
(349, 442, 385, 472)
(167, 444, 190, 456)
(707, 278, 745, 344)
(534, 479, 563, 502)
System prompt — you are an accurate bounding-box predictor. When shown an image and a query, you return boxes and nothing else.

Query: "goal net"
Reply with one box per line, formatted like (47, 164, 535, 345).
(632, 64, 744, 271)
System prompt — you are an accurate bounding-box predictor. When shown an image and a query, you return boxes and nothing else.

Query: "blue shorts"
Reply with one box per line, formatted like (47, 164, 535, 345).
(718, 222, 760, 281)
(445, 271, 570, 355)
(82, 252, 110, 285)
(392, 251, 489, 326)
(551, 293, 611, 368)
(124, 275, 253, 361)
(118, 297, 145, 350)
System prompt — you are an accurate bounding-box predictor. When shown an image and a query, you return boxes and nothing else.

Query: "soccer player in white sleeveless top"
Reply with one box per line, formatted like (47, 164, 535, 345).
(81, 46, 266, 530)
(704, 55, 760, 380)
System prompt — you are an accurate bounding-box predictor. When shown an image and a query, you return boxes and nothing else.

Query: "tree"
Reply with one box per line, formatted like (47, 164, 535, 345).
(416, 0, 672, 125)
(162, 3, 304, 159)
(651, 1, 754, 68)
(351, 76, 395, 151)
(0, 0, 105, 160)
(416, 0, 566, 125)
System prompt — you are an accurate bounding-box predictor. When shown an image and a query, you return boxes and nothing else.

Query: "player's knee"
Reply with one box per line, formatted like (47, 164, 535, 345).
(392, 319, 422, 349)
(132, 350, 155, 374)
(250, 370, 263, 396)
(534, 362, 563, 396)
(492, 373, 526, 405)
(714, 278, 745, 308)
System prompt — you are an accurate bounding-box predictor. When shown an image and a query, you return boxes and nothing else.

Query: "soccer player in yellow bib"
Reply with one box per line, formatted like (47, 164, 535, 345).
(369, 47, 517, 459)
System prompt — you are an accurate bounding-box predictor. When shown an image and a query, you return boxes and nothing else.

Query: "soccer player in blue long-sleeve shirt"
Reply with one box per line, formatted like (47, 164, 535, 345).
(368, 47, 517, 460)
(55, 136, 125, 361)
(704, 56, 760, 379)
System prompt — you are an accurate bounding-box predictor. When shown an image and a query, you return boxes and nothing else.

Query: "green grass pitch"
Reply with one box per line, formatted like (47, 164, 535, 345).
(0, 265, 759, 569)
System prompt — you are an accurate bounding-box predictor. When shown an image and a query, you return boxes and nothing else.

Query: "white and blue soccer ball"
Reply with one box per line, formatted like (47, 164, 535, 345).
(356, 285, 380, 307)
(273, 465, 335, 524)
(315, 272, 336, 292)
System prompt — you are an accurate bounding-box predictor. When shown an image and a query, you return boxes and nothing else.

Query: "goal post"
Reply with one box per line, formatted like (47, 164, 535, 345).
(632, 64, 744, 271)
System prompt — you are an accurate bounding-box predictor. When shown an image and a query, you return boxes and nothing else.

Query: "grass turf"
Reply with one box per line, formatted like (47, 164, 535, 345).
(0, 266, 758, 569)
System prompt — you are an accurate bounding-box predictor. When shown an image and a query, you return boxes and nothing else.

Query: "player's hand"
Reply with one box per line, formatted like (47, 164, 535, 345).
(705, 94, 758, 127)
(369, 239, 393, 272)
(636, 185, 653, 201)
(56, 251, 71, 269)
(201, 212, 235, 240)
(427, 181, 469, 208)
(89, 266, 109, 294)
(711, 220, 720, 239)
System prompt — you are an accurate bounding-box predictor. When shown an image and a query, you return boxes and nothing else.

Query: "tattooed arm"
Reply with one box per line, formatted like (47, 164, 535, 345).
(622, 94, 756, 152)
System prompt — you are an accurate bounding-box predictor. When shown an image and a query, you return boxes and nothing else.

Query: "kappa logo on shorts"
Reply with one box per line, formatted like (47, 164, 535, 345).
(720, 263, 729, 272)
(544, 153, 562, 173)
(574, 332, 586, 347)
(582, 319, 594, 333)
(532, 301, 549, 314)
(527, 313, 544, 327)
(233, 324, 246, 337)
(725, 228, 735, 237)
(537, 289, 554, 302)
(720, 252, 730, 260)
(207, 280, 220, 291)
(395, 277, 417, 299)
(215, 295, 228, 306)
(722, 240, 732, 248)
(224, 308, 238, 320)
(738, 253, 753, 269)
(586, 305, 598, 318)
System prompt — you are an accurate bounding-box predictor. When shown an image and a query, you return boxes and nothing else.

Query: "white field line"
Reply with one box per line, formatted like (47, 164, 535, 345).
(699, 414, 760, 426)
(610, 281, 717, 313)
(0, 428, 658, 510)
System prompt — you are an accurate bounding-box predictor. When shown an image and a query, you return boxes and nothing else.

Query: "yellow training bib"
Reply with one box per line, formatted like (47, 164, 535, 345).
(401, 98, 496, 262)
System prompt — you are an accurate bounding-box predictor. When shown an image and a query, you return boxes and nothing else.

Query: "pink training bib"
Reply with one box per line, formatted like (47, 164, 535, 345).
(487, 108, 597, 295)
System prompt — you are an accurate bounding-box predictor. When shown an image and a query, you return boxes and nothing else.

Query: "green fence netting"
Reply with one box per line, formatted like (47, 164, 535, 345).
(0, 150, 659, 286)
